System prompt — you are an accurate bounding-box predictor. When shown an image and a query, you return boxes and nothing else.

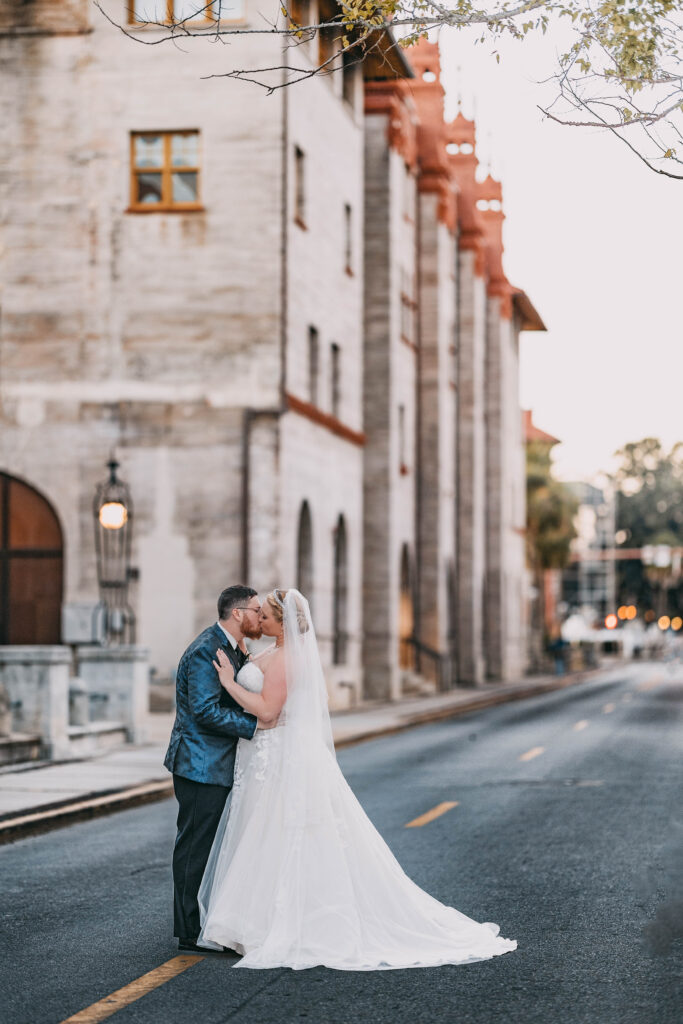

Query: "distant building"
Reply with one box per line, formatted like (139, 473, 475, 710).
(0, 5, 544, 705)
(562, 480, 617, 624)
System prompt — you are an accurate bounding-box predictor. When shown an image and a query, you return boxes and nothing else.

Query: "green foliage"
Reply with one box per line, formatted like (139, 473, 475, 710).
(613, 437, 683, 613)
(526, 441, 578, 571)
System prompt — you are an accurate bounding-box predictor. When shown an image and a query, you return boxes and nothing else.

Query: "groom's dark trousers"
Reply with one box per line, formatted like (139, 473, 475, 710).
(172, 775, 231, 940)
(164, 624, 257, 942)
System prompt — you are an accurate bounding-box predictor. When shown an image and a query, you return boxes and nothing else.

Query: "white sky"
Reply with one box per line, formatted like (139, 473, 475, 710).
(438, 26, 683, 482)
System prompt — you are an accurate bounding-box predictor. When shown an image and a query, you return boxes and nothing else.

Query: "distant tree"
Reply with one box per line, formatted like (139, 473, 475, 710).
(526, 439, 577, 666)
(526, 440, 577, 575)
(614, 437, 683, 616)
(99, 0, 683, 177)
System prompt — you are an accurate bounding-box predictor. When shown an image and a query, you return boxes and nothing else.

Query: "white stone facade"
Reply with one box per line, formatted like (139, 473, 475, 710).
(0, 11, 542, 706)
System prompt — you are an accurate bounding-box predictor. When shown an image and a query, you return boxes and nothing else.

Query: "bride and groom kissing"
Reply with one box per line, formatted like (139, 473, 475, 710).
(164, 584, 516, 970)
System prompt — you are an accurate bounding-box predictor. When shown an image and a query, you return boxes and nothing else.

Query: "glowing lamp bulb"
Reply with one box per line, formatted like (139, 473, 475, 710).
(671, 617, 682, 632)
(99, 501, 128, 530)
(605, 614, 618, 630)
(658, 616, 671, 631)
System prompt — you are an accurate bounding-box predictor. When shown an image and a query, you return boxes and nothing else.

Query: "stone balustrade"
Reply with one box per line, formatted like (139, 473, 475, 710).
(0, 645, 150, 761)
(76, 646, 150, 744)
(0, 646, 72, 759)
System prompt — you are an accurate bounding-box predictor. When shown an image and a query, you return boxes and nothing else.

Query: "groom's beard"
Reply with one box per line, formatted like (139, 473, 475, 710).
(242, 622, 263, 640)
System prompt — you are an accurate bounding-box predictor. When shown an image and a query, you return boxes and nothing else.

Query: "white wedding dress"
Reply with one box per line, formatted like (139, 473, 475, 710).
(198, 592, 516, 971)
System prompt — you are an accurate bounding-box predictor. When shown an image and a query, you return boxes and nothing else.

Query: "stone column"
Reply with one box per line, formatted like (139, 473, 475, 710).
(484, 297, 506, 680)
(362, 112, 397, 701)
(416, 192, 440, 657)
(456, 249, 487, 686)
(76, 645, 150, 744)
(0, 646, 71, 758)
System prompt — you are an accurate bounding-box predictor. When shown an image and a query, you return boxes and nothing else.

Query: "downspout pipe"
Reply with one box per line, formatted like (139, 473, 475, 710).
(241, 51, 290, 583)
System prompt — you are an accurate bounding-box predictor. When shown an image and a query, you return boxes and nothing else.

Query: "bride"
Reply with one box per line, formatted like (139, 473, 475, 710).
(198, 588, 516, 970)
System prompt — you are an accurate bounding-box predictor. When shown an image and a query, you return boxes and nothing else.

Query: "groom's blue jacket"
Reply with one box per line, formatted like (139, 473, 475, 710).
(164, 624, 257, 787)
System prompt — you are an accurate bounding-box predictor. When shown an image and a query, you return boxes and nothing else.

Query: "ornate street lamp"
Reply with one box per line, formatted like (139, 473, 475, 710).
(93, 457, 136, 643)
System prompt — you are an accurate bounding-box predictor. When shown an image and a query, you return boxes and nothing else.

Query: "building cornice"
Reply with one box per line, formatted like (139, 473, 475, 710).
(364, 81, 419, 170)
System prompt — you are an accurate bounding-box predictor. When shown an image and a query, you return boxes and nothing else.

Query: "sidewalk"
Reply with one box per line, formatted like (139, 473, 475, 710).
(0, 663, 612, 844)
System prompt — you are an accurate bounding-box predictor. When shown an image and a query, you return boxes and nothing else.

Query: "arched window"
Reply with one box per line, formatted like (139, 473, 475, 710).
(296, 501, 313, 610)
(332, 515, 348, 664)
(399, 543, 415, 669)
(0, 473, 63, 644)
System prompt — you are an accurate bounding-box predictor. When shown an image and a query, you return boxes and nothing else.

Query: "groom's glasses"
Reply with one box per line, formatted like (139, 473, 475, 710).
(236, 606, 261, 614)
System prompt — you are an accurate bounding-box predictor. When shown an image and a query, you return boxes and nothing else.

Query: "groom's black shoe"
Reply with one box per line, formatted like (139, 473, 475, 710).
(178, 939, 238, 957)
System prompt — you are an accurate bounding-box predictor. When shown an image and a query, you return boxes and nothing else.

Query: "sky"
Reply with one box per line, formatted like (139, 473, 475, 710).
(437, 25, 683, 483)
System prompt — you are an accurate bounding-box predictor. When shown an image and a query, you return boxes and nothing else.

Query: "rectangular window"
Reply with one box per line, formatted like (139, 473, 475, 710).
(130, 1, 245, 24)
(318, 26, 337, 69)
(344, 203, 352, 274)
(294, 146, 306, 227)
(400, 269, 415, 344)
(330, 343, 341, 419)
(398, 404, 407, 473)
(288, 0, 311, 28)
(308, 326, 319, 405)
(130, 131, 201, 211)
(403, 167, 415, 221)
(342, 47, 356, 106)
(317, 0, 338, 68)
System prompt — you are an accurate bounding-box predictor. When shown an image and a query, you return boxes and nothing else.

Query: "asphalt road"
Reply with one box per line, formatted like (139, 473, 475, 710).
(2, 660, 681, 1024)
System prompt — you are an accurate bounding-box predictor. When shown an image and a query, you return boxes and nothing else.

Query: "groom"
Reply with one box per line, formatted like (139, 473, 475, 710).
(164, 584, 264, 954)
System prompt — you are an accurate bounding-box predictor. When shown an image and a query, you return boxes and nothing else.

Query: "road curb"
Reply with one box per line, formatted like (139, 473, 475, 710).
(333, 666, 605, 748)
(0, 665, 609, 845)
(0, 779, 174, 846)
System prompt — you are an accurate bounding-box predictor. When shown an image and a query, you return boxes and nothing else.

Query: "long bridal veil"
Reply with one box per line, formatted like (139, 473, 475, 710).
(200, 588, 516, 970)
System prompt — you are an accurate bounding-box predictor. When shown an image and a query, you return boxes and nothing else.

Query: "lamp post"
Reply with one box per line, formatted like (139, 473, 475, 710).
(93, 457, 136, 644)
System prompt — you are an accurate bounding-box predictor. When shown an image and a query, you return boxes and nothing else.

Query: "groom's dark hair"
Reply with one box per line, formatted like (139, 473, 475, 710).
(218, 585, 258, 620)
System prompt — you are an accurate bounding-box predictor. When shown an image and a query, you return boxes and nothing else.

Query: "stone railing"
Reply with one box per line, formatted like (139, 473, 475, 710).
(0, 645, 149, 762)
(0, 646, 71, 759)
(76, 645, 149, 744)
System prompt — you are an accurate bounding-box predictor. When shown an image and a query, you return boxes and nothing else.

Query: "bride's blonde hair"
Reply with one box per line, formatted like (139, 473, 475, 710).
(266, 589, 310, 634)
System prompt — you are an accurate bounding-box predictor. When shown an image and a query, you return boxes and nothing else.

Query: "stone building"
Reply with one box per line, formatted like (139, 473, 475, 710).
(562, 480, 618, 624)
(0, 3, 544, 711)
(361, 42, 545, 699)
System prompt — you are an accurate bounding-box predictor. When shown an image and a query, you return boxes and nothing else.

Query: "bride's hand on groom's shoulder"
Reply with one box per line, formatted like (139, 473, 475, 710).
(212, 648, 234, 691)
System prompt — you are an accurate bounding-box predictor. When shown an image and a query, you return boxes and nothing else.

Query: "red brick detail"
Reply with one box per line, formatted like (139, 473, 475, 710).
(407, 39, 457, 234)
(523, 410, 560, 445)
(364, 81, 419, 170)
(285, 393, 366, 447)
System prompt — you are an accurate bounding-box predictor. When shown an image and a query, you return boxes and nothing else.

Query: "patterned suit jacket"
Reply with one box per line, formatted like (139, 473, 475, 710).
(164, 624, 257, 786)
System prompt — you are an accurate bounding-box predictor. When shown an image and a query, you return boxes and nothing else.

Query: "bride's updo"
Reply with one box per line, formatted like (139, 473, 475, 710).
(266, 589, 310, 634)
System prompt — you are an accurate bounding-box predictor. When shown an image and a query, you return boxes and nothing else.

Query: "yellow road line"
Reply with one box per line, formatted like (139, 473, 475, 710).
(602, 703, 616, 713)
(573, 720, 589, 731)
(519, 746, 545, 762)
(405, 801, 458, 828)
(59, 955, 204, 1024)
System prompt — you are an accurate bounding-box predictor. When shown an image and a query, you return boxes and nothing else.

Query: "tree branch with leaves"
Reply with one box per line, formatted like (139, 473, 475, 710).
(98, 0, 683, 176)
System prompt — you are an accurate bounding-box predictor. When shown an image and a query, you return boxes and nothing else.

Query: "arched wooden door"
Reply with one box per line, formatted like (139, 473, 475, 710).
(0, 473, 63, 644)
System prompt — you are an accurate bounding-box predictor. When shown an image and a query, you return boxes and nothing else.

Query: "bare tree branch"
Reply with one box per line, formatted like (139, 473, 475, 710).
(95, 0, 683, 176)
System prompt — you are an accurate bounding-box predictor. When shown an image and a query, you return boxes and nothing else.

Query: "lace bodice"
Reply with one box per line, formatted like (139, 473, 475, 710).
(235, 661, 264, 694)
